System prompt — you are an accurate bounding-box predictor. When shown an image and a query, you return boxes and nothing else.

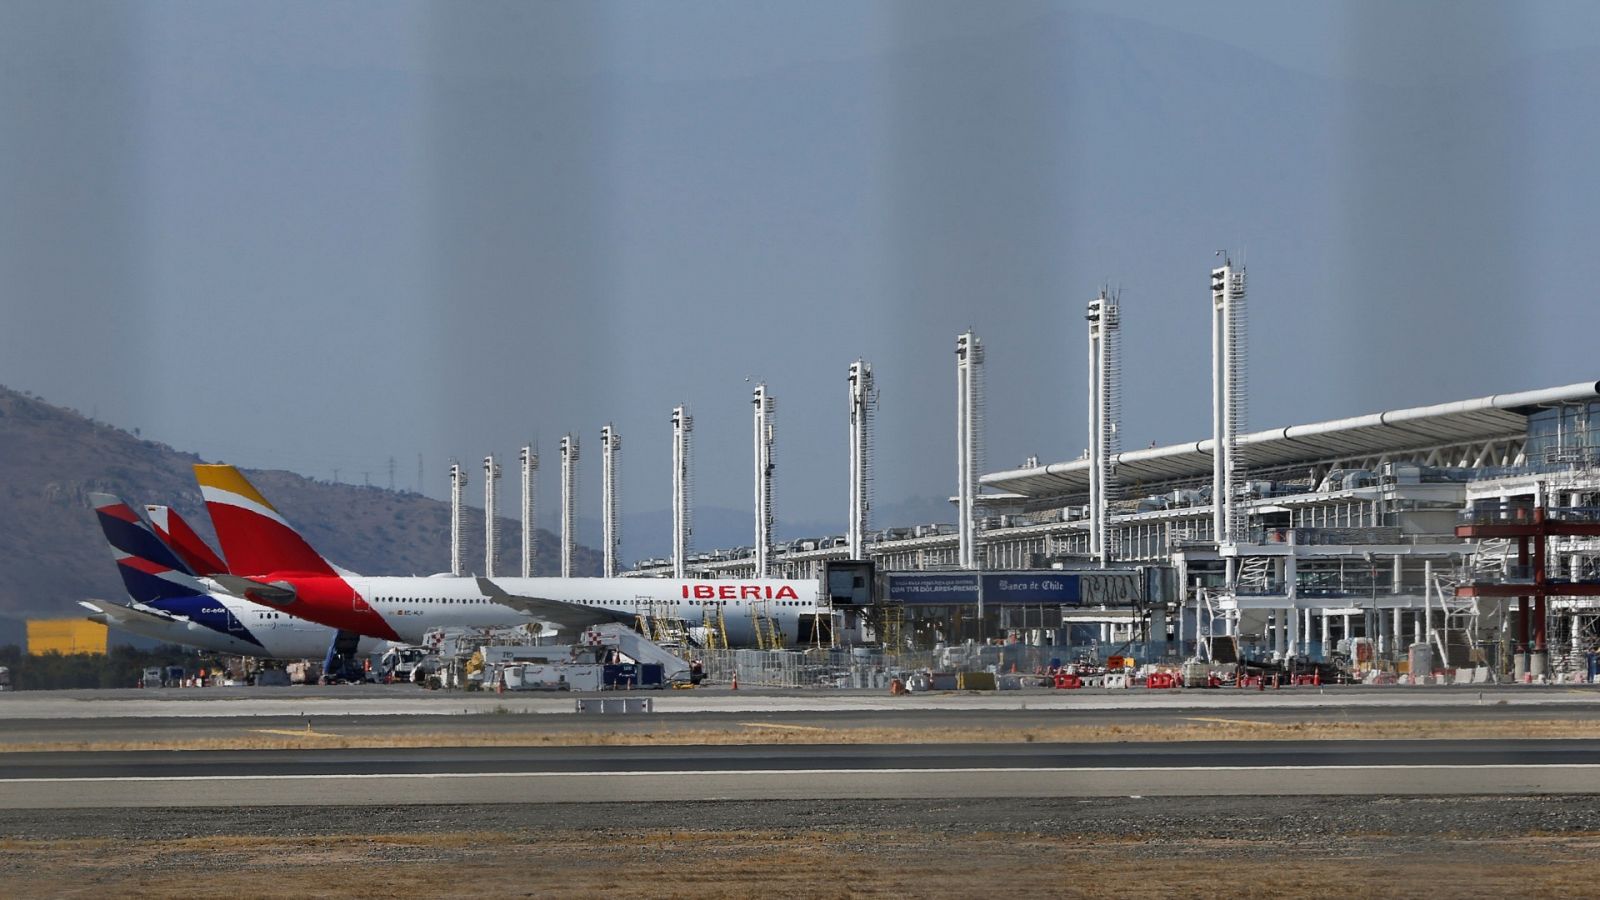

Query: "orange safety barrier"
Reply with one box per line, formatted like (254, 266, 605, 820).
(1053, 672, 1082, 689)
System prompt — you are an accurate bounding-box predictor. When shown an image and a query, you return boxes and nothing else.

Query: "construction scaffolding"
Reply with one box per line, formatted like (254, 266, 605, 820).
(699, 604, 729, 650)
(748, 598, 784, 650)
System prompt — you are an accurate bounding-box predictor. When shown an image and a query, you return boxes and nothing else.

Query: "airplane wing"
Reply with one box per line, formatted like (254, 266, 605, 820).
(475, 578, 636, 632)
(210, 574, 297, 605)
(78, 599, 182, 627)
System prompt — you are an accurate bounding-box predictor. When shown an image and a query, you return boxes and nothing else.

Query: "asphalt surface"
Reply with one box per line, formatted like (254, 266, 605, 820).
(4, 682, 1600, 720)
(6, 739, 1600, 778)
(4, 689, 1600, 745)
(4, 686, 1600, 809)
(4, 739, 1600, 808)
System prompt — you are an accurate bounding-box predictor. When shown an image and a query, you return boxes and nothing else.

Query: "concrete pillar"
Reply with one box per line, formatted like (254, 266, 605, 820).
(1393, 608, 1403, 652)
(1275, 609, 1288, 659)
(1320, 611, 1331, 660)
(1287, 605, 1301, 657)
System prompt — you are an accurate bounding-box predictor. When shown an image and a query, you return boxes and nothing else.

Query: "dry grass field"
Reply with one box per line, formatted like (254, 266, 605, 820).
(3, 829, 1596, 898)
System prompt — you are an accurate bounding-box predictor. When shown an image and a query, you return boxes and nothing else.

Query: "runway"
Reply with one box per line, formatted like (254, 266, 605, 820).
(3, 682, 1600, 721)
(6, 695, 1600, 747)
(4, 740, 1599, 808)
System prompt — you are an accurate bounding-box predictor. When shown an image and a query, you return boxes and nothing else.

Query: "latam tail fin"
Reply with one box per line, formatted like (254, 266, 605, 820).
(194, 464, 338, 578)
(89, 492, 209, 604)
(145, 505, 229, 576)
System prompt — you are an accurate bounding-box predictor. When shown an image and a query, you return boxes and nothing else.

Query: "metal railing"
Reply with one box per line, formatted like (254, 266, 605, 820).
(1463, 504, 1600, 526)
(695, 642, 1180, 688)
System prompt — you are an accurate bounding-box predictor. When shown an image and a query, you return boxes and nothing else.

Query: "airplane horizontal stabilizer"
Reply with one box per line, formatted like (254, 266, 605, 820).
(211, 574, 297, 605)
(78, 599, 180, 628)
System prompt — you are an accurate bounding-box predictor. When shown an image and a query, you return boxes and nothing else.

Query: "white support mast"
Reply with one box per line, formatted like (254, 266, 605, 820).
(671, 405, 693, 579)
(601, 424, 621, 578)
(956, 332, 984, 570)
(519, 444, 538, 578)
(483, 455, 501, 578)
(1086, 290, 1121, 567)
(1210, 258, 1248, 551)
(559, 434, 579, 578)
(847, 359, 876, 560)
(449, 460, 468, 576)
(752, 383, 775, 578)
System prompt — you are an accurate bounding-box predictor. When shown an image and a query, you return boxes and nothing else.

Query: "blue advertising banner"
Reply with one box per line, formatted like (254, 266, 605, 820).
(883, 572, 979, 605)
(884, 570, 1144, 607)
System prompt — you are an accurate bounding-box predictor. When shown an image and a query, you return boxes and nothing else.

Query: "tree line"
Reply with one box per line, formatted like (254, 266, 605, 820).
(0, 645, 215, 690)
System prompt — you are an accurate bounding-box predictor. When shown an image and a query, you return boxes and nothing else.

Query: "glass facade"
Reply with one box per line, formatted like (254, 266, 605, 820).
(1525, 401, 1600, 466)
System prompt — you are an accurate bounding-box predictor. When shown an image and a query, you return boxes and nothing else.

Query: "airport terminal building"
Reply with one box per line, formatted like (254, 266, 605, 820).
(619, 270, 1600, 679)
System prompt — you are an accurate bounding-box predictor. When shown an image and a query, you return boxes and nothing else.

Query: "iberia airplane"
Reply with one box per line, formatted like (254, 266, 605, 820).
(193, 464, 828, 647)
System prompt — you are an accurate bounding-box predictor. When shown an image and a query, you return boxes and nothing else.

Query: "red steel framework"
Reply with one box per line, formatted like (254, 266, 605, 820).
(1456, 505, 1600, 666)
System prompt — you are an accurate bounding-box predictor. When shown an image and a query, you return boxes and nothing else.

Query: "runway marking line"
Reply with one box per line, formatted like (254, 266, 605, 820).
(7, 764, 1600, 785)
(738, 723, 829, 732)
(1183, 716, 1278, 727)
(249, 729, 343, 738)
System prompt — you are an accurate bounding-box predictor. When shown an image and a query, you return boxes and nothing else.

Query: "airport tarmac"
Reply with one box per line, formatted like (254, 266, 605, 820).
(4, 685, 1600, 811)
(5, 697, 1600, 748)
(3, 739, 1600, 808)
(3, 682, 1600, 719)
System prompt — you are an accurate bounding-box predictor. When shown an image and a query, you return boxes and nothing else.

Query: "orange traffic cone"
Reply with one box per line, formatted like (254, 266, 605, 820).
(731, 671, 739, 691)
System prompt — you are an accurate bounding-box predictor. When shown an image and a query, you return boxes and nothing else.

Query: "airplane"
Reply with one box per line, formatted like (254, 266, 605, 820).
(193, 463, 831, 647)
(89, 493, 391, 663)
(144, 503, 228, 576)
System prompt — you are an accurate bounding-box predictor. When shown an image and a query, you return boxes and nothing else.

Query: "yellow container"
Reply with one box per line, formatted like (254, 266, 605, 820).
(27, 619, 108, 655)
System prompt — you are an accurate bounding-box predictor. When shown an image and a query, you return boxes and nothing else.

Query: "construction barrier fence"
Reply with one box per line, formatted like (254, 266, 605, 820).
(696, 642, 1168, 689)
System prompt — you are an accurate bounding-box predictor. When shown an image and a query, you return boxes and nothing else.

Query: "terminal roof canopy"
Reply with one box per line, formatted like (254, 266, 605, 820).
(981, 381, 1600, 500)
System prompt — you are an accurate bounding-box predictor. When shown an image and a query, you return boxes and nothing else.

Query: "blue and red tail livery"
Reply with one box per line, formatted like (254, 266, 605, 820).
(89, 492, 264, 647)
(145, 504, 229, 577)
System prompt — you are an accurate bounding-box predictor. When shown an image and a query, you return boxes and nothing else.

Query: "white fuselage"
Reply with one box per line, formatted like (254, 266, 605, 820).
(228, 595, 391, 659)
(83, 597, 390, 660)
(349, 576, 825, 647)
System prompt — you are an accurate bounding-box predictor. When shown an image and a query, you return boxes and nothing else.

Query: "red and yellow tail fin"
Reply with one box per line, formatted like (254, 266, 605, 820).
(194, 464, 337, 578)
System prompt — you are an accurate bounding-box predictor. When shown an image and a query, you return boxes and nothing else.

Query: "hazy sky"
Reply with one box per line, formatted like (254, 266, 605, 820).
(5, 1, 1600, 556)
